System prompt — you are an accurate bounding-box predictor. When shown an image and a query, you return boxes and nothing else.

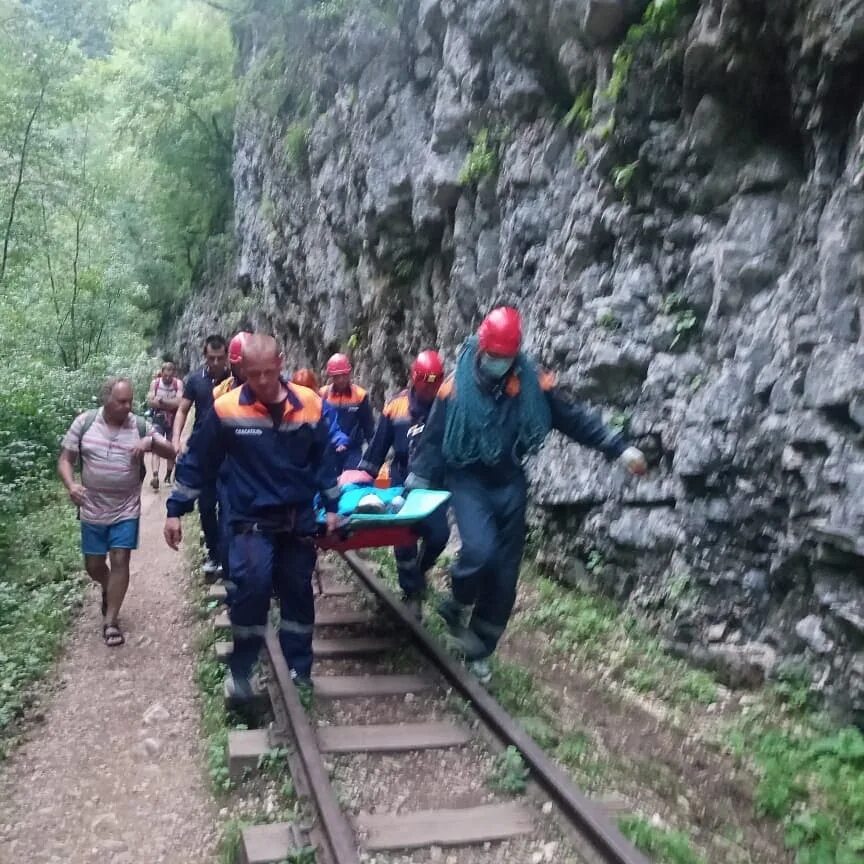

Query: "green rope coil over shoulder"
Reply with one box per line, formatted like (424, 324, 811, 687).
(442, 336, 552, 468)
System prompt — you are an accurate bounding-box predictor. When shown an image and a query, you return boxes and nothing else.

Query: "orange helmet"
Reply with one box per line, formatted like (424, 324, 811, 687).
(291, 368, 320, 391)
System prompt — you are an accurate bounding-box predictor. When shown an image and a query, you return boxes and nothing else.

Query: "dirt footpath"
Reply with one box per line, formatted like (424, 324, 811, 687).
(0, 489, 216, 864)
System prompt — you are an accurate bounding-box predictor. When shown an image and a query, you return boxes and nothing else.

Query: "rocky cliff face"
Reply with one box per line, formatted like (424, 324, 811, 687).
(173, 0, 864, 716)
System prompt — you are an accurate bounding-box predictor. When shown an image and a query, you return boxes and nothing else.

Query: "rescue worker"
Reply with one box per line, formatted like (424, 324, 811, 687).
(320, 353, 374, 471)
(164, 335, 340, 700)
(409, 307, 647, 683)
(355, 350, 449, 620)
(210, 331, 252, 598)
(292, 369, 350, 457)
(172, 335, 230, 575)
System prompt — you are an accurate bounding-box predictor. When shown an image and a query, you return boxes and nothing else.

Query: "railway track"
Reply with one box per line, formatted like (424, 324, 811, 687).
(211, 552, 651, 864)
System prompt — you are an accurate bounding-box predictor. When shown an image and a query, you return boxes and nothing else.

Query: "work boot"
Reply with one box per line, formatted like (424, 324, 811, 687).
(150, 474, 159, 491)
(467, 657, 493, 685)
(403, 593, 423, 622)
(437, 597, 486, 659)
(223, 670, 257, 707)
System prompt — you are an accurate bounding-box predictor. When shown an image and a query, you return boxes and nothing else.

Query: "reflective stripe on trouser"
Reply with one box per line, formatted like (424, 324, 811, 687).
(198, 482, 220, 562)
(228, 528, 317, 680)
(393, 503, 450, 596)
(217, 479, 233, 591)
(448, 470, 527, 657)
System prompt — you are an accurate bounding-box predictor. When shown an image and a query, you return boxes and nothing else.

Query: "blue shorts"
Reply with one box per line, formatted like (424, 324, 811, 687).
(81, 518, 140, 556)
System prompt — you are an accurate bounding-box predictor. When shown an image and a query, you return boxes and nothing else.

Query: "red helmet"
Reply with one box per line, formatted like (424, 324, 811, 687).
(228, 331, 252, 365)
(478, 306, 522, 356)
(411, 350, 444, 401)
(411, 350, 444, 385)
(326, 353, 352, 376)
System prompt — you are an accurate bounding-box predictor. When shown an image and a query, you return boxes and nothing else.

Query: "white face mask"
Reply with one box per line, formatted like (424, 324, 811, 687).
(479, 354, 514, 378)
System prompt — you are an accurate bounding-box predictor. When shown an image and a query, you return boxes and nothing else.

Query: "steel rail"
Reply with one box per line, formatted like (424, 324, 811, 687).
(340, 551, 652, 864)
(263, 625, 361, 864)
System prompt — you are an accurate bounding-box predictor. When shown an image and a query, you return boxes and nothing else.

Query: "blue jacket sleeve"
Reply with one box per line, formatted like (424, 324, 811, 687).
(313, 409, 341, 513)
(406, 395, 447, 488)
(357, 412, 394, 477)
(547, 389, 626, 458)
(359, 394, 375, 444)
(167, 406, 226, 518)
(323, 401, 350, 449)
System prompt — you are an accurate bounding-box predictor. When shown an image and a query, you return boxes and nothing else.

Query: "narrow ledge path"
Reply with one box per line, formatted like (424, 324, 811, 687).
(0, 490, 216, 864)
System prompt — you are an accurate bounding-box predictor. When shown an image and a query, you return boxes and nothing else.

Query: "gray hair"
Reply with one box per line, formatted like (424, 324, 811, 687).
(101, 376, 133, 403)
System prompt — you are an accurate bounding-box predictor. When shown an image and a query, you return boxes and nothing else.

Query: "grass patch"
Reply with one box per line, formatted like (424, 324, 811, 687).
(0, 497, 84, 757)
(518, 574, 718, 708)
(488, 745, 529, 794)
(618, 814, 706, 864)
(726, 707, 864, 864)
(218, 817, 245, 864)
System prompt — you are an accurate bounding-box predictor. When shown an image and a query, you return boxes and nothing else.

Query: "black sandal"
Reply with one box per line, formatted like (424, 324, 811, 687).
(103, 624, 125, 647)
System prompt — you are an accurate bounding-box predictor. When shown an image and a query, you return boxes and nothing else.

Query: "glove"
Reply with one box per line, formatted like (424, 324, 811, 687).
(619, 446, 647, 475)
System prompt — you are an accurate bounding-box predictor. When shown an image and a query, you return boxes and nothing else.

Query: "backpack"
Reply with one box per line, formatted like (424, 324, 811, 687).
(79, 409, 148, 482)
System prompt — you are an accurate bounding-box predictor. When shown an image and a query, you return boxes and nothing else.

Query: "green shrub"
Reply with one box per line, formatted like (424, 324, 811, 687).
(564, 87, 593, 130)
(458, 129, 498, 187)
(284, 121, 310, 172)
(612, 160, 639, 193)
(488, 745, 529, 793)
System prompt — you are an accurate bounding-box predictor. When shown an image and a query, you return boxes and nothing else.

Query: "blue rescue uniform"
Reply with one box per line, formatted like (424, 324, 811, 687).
(168, 383, 339, 680)
(410, 368, 626, 658)
(358, 388, 449, 597)
(320, 383, 374, 471)
(182, 365, 230, 562)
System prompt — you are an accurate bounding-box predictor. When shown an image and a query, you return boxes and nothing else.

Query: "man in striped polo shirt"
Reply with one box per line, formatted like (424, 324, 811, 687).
(58, 377, 175, 647)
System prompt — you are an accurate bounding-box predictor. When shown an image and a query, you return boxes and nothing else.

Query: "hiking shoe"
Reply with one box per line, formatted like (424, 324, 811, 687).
(164, 470, 173, 484)
(468, 657, 492, 685)
(223, 671, 257, 706)
(403, 594, 423, 622)
(437, 597, 486, 659)
(150, 475, 159, 491)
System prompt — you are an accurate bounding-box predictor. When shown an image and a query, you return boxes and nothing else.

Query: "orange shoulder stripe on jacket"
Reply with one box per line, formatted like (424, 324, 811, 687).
(438, 376, 455, 399)
(286, 383, 323, 424)
(212, 376, 235, 400)
(214, 387, 260, 419)
(384, 392, 410, 419)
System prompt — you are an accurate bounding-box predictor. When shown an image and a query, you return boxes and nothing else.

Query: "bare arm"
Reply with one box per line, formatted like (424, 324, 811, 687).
(147, 379, 160, 411)
(172, 396, 193, 451)
(57, 448, 86, 506)
(151, 433, 176, 459)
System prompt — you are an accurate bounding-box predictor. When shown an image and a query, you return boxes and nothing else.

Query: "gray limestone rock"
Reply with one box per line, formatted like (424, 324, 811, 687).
(170, 0, 864, 718)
